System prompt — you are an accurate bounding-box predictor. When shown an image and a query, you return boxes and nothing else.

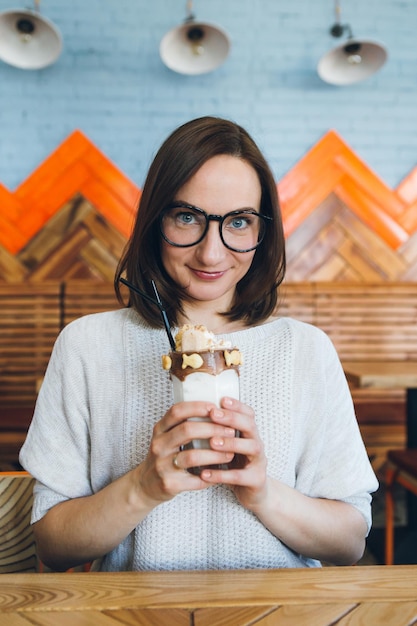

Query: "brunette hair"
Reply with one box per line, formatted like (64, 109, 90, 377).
(115, 116, 286, 327)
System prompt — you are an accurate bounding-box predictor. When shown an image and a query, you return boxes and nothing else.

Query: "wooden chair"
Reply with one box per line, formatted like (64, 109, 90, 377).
(385, 449, 417, 565)
(0, 471, 38, 573)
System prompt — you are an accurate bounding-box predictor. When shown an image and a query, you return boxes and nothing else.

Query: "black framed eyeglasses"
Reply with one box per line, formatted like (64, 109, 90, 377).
(159, 202, 273, 253)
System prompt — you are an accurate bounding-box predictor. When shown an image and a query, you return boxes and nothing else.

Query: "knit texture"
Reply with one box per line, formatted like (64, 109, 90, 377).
(20, 308, 378, 571)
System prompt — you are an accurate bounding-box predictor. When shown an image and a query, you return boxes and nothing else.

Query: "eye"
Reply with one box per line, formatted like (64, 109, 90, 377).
(177, 211, 196, 225)
(225, 213, 253, 231)
(231, 216, 248, 229)
(170, 208, 203, 227)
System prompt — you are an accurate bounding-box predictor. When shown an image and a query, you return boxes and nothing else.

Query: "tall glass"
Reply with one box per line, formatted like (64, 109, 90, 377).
(165, 347, 242, 475)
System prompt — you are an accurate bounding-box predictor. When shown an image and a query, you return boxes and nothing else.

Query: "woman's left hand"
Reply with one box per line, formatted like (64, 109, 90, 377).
(199, 396, 268, 511)
(200, 396, 368, 566)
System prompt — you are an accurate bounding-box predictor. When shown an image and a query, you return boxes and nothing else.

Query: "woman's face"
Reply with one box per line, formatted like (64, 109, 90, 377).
(161, 154, 262, 313)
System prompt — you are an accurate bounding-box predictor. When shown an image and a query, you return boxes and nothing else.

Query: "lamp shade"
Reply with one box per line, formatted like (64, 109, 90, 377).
(0, 8, 62, 69)
(160, 20, 230, 75)
(317, 38, 387, 86)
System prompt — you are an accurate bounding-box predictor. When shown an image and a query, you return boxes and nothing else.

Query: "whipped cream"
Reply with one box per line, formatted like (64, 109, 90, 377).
(175, 324, 232, 352)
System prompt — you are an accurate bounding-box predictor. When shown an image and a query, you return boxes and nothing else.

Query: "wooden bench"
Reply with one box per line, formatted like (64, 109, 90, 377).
(63, 279, 124, 325)
(0, 281, 120, 469)
(0, 472, 37, 573)
(0, 282, 61, 408)
(0, 283, 62, 469)
(279, 282, 417, 474)
(0, 280, 415, 474)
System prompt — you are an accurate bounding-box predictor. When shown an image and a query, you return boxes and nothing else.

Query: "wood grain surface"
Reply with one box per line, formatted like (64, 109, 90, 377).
(0, 473, 36, 573)
(0, 567, 417, 625)
(344, 361, 417, 389)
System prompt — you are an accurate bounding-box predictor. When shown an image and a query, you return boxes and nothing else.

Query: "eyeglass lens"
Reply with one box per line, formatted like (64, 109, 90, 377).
(161, 205, 266, 252)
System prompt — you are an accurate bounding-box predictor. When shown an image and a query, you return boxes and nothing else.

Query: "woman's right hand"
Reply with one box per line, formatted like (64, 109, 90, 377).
(133, 400, 237, 506)
(33, 401, 236, 572)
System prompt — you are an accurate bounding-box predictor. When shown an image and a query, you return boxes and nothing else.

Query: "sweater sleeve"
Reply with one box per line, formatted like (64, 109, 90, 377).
(19, 318, 96, 522)
(291, 325, 378, 533)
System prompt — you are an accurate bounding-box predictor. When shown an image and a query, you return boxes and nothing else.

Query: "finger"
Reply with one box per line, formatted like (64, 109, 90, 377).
(179, 448, 235, 471)
(172, 452, 184, 471)
(156, 401, 217, 435)
(150, 420, 235, 467)
(199, 467, 248, 485)
(221, 397, 253, 416)
(210, 434, 261, 459)
(166, 419, 236, 452)
(209, 404, 257, 439)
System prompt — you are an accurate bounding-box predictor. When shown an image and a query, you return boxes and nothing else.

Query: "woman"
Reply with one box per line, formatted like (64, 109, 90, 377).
(19, 116, 378, 572)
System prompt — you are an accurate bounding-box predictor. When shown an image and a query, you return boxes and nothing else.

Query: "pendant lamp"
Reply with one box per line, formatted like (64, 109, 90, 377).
(0, 0, 62, 70)
(160, 0, 230, 75)
(317, 0, 387, 86)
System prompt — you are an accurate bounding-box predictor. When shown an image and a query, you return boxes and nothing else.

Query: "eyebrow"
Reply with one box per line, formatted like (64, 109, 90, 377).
(171, 200, 260, 214)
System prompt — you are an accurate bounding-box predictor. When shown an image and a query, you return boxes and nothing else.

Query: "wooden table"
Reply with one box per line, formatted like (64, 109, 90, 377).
(343, 361, 417, 447)
(1, 567, 417, 625)
(343, 361, 417, 394)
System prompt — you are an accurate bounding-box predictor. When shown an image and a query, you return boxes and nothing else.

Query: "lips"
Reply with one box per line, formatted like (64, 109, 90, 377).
(190, 268, 227, 281)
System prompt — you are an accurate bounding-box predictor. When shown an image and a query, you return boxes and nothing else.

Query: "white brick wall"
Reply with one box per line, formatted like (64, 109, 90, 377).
(0, 0, 415, 190)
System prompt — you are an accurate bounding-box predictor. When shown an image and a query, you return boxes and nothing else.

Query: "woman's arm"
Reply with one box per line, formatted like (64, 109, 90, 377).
(34, 401, 237, 571)
(200, 398, 369, 566)
(33, 468, 156, 571)
(238, 478, 368, 565)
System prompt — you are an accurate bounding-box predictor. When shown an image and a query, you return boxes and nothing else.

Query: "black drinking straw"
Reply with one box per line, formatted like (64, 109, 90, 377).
(119, 277, 176, 350)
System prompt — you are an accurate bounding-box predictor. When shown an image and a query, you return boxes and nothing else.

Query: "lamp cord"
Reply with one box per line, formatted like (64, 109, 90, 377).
(334, 0, 341, 23)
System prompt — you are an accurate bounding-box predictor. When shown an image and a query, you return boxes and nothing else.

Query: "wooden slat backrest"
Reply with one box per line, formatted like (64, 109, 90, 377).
(1, 281, 415, 406)
(278, 283, 414, 473)
(64, 281, 417, 363)
(0, 472, 37, 573)
(0, 283, 61, 408)
(0, 281, 414, 476)
(278, 282, 315, 325)
(278, 282, 417, 362)
(63, 280, 122, 326)
(315, 283, 417, 362)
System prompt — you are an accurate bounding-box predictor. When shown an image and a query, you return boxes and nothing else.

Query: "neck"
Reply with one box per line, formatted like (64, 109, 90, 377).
(178, 306, 246, 335)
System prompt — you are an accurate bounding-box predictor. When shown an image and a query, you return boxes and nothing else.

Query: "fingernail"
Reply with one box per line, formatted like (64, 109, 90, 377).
(212, 437, 224, 447)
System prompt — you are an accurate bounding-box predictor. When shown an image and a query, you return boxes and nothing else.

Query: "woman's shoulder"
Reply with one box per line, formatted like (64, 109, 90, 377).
(279, 315, 337, 351)
(239, 315, 330, 340)
(220, 315, 333, 354)
(278, 315, 329, 335)
(57, 307, 154, 348)
(62, 307, 134, 333)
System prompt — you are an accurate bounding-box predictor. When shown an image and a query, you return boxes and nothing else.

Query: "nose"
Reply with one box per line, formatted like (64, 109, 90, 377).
(195, 221, 225, 264)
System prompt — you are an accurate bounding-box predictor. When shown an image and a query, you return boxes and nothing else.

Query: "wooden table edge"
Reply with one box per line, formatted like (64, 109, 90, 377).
(1, 567, 417, 613)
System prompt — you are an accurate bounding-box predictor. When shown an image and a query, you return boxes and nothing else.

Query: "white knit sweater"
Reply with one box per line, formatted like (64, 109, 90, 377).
(20, 308, 378, 571)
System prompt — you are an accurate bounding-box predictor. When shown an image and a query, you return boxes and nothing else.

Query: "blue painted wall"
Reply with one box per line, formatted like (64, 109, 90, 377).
(0, 0, 416, 192)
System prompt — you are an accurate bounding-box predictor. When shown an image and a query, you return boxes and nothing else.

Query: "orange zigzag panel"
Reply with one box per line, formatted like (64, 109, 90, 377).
(0, 129, 416, 254)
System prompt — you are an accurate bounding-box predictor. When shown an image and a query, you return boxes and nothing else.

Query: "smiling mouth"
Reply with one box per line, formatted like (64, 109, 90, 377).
(191, 268, 227, 280)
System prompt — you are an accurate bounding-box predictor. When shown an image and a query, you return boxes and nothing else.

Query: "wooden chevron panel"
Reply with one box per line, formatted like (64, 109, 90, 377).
(278, 130, 413, 248)
(2, 196, 126, 282)
(0, 128, 416, 282)
(0, 130, 139, 256)
(285, 194, 415, 282)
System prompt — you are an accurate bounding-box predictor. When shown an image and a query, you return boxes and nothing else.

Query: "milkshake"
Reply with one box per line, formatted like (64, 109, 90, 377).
(162, 324, 243, 475)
